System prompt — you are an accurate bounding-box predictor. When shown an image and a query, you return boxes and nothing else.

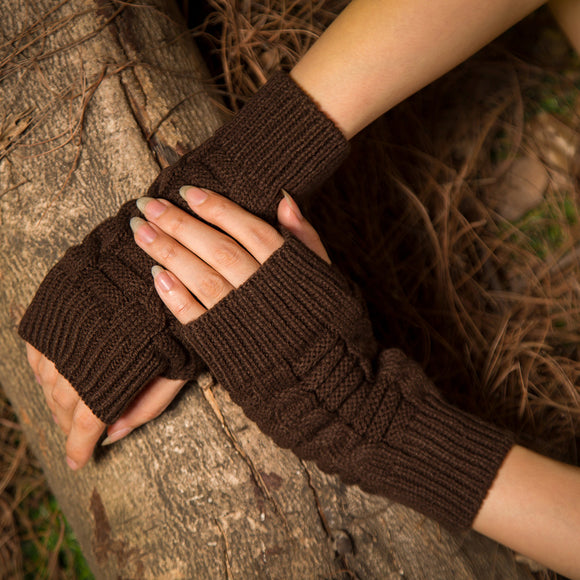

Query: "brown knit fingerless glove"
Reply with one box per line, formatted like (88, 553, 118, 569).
(18, 73, 349, 423)
(186, 235, 514, 530)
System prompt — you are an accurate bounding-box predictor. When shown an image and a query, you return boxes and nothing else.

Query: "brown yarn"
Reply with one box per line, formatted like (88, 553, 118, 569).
(187, 235, 514, 529)
(18, 72, 513, 528)
(18, 73, 349, 422)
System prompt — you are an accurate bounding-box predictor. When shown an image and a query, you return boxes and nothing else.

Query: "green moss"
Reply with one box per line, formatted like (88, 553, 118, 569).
(524, 74, 579, 121)
(505, 193, 578, 260)
(18, 490, 94, 579)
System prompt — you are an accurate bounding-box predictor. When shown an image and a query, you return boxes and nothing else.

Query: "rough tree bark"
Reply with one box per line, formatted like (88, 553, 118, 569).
(0, 1, 534, 578)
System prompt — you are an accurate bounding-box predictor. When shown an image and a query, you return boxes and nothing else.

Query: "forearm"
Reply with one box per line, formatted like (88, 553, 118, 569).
(474, 445, 580, 579)
(291, 0, 547, 138)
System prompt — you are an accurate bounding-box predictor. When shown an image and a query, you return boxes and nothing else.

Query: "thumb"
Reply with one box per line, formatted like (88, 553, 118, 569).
(277, 191, 330, 264)
(102, 376, 186, 446)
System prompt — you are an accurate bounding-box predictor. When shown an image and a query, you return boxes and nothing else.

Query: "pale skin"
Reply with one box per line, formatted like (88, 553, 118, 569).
(26, 0, 580, 576)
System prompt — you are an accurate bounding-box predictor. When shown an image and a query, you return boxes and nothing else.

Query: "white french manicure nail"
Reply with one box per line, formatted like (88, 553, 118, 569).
(102, 427, 132, 446)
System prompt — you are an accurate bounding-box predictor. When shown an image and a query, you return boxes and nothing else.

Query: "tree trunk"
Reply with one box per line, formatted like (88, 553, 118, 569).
(0, 1, 534, 577)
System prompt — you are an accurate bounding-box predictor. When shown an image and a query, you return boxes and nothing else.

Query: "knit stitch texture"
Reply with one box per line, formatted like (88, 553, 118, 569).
(18, 73, 349, 422)
(186, 234, 514, 529)
(17, 72, 514, 529)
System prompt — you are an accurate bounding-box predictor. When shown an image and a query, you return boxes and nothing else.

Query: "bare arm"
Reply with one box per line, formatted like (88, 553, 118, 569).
(294, 2, 580, 576)
(474, 445, 580, 579)
(291, 0, 547, 138)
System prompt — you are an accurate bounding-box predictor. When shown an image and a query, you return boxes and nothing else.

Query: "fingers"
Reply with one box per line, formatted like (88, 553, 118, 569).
(178, 186, 284, 264)
(30, 350, 173, 469)
(133, 189, 284, 311)
(36, 356, 81, 436)
(67, 377, 186, 464)
(36, 354, 64, 422)
(50, 374, 81, 434)
(66, 402, 106, 470)
(131, 217, 237, 309)
(103, 376, 186, 446)
(135, 195, 261, 287)
(151, 266, 204, 324)
(277, 192, 331, 264)
(30, 350, 106, 470)
(26, 342, 42, 377)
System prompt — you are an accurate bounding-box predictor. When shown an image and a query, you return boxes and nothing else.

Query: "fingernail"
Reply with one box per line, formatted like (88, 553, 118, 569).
(179, 186, 208, 206)
(52, 413, 59, 425)
(151, 265, 174, 292)
(34, 374, 41, 384)
(179, 185, 192, 200)
(102, 427, 132, 446)
(136, 197, 167, 218)
(282, 189, 302, 218)
(130, 217, 156, 243)
(66, 456, 78, 470)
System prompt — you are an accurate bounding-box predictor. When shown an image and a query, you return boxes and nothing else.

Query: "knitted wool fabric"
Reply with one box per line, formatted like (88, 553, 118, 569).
(18, 73, 349, 423)
(186, 235, 514, 530)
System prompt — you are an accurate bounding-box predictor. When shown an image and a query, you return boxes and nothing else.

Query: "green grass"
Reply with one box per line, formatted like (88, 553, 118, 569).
(18, 492, 94, 579)
(524, 73, 580, 121)
(507, 192, 578, 259)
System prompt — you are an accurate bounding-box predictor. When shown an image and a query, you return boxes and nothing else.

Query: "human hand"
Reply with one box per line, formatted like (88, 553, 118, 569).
(26, 186, 326, 469)
(19, 74, 347, 467)
(26, 342, 186, 469)
(131, 185, 329, 326)
(131, 186, 515, 533)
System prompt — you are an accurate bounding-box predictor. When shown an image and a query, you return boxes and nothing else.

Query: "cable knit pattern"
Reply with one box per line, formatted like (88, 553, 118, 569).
(186, 236, 514, 529)
(18, 73, 350, 423)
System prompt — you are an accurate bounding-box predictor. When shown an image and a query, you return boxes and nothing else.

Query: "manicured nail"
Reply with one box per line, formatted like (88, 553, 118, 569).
(130, 217, 156, 243)
(282, 189, 302, 218)
(34, 374, 41, 384)
(52, 413, 59, 425)
(151, 265, 173, 292)
(179, 185, 192, 200)
(179, 186, 208, 206)
(102, 427, 132, 446)
(66, 456, 78, 470)
(136, 197, 167, 218)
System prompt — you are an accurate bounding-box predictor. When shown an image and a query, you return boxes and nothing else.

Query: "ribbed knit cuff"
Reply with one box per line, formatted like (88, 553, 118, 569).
(185, 235, 363, 390)
(19, 261, 168, 424)
(186, 236, 514, 530)
(211, 72, 350, 204)
(149, 72, 351, 222)
(361, 395, 514, 529)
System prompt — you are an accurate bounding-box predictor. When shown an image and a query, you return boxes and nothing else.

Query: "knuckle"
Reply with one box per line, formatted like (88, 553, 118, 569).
(167, 212, 187, 238)
(199, 271, 228, 301)
(74, 407, 101, 432)
(158, 242, 177, 264)
(174, 298, 194, 320)
(52, 387, 75, 411)
(44, 398, 57, 415)
(207, 199, 228, 222)
(213, 240, 242, 268)
(39, 362, 58, 388)
(249, 224, 280, 250)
